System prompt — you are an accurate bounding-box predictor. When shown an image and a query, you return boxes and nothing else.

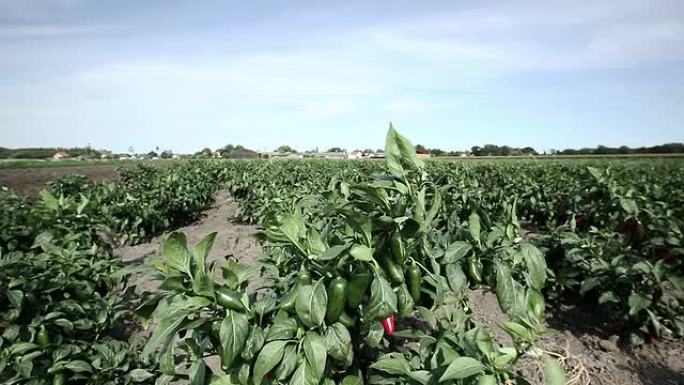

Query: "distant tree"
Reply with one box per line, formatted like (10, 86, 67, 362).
(160, 150, 173, 159)
(219, 144, 246, 154)
(128, 146, 134, 154)
(148, 151, 158, 158)
(327, 147, 345, 153)
(415, 144, 428, 153)
(429, 148, 446, 156)
(194, 147, 213, 158)
(521, 147, 538, 155)
(276, 145, 296, 153)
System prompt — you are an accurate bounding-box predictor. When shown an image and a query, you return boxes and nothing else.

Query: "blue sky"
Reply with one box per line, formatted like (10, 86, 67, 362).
(0, 0, 683, 153)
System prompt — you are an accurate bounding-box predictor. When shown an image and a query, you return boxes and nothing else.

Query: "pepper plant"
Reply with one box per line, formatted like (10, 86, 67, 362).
(139, 126, 565, 384)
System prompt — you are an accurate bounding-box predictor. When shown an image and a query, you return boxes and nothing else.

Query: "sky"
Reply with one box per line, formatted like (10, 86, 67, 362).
(0, 0, 683, 154)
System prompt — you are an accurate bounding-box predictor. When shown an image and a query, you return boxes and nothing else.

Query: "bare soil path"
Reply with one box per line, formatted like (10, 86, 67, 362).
(115, 191, 261, 281)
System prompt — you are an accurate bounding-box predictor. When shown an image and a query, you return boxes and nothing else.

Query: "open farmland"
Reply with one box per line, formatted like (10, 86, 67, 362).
(1, 129, 683, 385)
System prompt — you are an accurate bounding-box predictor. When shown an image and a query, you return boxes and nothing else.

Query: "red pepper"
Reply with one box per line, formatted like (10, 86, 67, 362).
(664, 253, 676, 264)
(380, 315, 395, 336)
(264, 373, 271, 380)
(647, 334, 657, 344)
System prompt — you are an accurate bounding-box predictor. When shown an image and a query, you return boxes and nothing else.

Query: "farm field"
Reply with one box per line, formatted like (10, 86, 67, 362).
(1, 129, 683, 385)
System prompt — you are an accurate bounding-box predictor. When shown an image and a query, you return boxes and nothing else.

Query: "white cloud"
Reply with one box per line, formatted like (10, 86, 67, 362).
(0, 24, 98, 38)
(385, 101, 430, 113)
(304, 101, 353, 117)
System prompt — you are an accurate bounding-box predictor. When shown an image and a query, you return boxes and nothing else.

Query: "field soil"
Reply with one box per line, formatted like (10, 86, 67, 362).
(0, 165, 126, 195)
(469, 290, 684, 385)
(115, 191, 262, 290)
(116, 190, 684, 385)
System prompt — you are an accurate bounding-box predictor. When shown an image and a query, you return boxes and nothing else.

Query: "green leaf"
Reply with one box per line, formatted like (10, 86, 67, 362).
(409, 370, 432, 385)
(628, 293, 649, 316)
(65, 360, 93, 373)
(325, 323, 352, 362)
(501, 321, 531, 341)
(163, 232, 191, 276)
(580, 277, 602, 296)
(295, 279, 328, 327)
(526, 289, 545, 319)
(39, 190, 60, 210)
(266, 318, 298, 341)
(274, 344, 298, 381)
(349, 244, 374, 262)
(341, 375, 363, 385)
(303, 331, 327, 380)
(495, 264, 515, 314)
(619, 198, 638, 215)
(478, 374, 497, 385)
(192, 273, 215, 299)
(520, 243, 547, 290)
(143, 296, 211, 357)
(253, 340, 288, 385)
(669, 275, 684, 290)
(543, 355, 566, 385)
(320, 245, 348, 261)
(365, 275, 397, 320)
(438, 356, 483, 382)
(370, 353, 411, 376)
(385, 123, 423, 179)
(193, 232, 217, 275)
(289, 360, 318, 385)
(443, 242, 471, 263)
(220, 310, 250, 370)
(129, 368, 155, 382)
(446, 263, 467, 293)
(417, 306, 437, 330)
(9, 343, 38, 355)
(598, 291, 619, 305)
(243, 326, 265, 360)
(188, 359, 206, 385)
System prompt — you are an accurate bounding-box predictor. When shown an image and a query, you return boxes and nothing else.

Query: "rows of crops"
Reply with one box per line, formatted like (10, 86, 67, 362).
(1, 127, 683, 384)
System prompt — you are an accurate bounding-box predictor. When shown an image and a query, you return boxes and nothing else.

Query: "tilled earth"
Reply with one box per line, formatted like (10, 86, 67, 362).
(0, 165, 126, 195)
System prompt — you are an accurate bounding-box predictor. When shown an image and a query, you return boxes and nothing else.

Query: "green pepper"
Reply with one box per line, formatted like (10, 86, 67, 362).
(338, 312, 357, 328)
(383, 255, 404, 286)
(52, 374, 65, 385)
(37, 325, 50, 347)
(466, 255, 483, 285)
(279, 285, 299, 311)
(326, 277, 348, 323)
(390, 232, 406, 265)
(215, 286, 245, 311)
(396, 284, 414, 316)
(346, 271, 372, 309)
(406, 263, 422, 302)
(297, 267, 312, 285)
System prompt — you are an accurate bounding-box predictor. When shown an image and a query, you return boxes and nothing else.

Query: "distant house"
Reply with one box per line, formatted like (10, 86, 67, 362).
(348, 150, 363, 159)
(52, 151, 69, 160)
(416, 151, 431, 159)
(370, 150, 385, 159)
(100, 151, 114, 159)
(321, 152, 347, 160)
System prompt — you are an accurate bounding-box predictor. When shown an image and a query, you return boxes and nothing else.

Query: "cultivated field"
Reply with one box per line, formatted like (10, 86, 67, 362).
(1, 129, 683, 385)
